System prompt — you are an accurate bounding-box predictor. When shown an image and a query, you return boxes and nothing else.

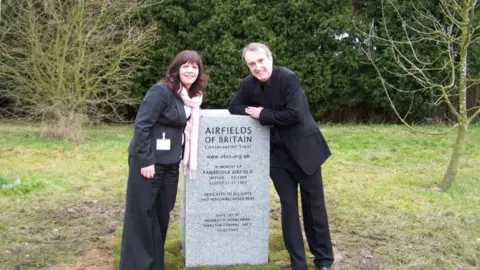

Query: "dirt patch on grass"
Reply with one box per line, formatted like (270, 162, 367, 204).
(328, 227, 386, 270)
(53, 235, 115, 270)
(39, 200, 124, 236)
(331, 246, 381, 270)
(31, 200, 124, 269)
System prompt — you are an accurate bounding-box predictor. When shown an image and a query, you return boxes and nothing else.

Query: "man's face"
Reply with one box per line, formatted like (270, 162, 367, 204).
(244, 48, 273, 82)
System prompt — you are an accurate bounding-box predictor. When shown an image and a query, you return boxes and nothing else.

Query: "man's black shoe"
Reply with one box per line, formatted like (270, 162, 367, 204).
(317, 266, 331, 270)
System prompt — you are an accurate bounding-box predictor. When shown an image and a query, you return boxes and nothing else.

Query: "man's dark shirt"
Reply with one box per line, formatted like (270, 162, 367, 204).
(259, 79, 284, 147)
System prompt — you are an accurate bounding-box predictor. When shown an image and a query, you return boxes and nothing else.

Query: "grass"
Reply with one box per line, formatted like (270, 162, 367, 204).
(0, 121, 479, 270)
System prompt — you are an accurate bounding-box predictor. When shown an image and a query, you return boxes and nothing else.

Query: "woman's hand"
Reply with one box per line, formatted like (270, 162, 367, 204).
(141, 165, 155, 179)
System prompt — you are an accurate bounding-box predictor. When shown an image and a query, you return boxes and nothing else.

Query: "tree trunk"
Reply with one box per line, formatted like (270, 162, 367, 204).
(438, 124, 467, 190)
(438, 0, 470, 191)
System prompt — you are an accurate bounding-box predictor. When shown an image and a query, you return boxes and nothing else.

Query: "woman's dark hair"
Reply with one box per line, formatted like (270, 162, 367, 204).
(161, 50, 208, 98)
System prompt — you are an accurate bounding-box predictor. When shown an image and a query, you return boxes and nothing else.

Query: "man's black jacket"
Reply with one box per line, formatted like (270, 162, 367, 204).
(228, 66, 331, 175)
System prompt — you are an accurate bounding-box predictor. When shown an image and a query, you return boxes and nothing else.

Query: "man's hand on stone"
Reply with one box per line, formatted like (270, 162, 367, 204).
(245, 106, 263, 119)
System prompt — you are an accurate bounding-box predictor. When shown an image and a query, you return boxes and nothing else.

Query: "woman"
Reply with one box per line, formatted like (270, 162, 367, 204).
(120, 50, 208, 270)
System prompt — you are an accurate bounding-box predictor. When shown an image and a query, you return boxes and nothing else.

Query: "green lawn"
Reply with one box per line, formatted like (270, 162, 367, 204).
(0, 122, 478, 270)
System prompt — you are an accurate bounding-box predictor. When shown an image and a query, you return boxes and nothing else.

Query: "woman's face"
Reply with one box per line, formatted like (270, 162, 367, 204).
(179, 62, 199, 89)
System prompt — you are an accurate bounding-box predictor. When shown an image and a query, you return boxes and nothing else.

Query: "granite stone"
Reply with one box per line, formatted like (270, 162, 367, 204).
(180, 109, 270, 267)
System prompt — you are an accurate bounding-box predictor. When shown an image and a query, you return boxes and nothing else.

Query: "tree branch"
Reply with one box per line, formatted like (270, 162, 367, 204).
(468, 107, 480, 123)
(362, 46, 457, 135)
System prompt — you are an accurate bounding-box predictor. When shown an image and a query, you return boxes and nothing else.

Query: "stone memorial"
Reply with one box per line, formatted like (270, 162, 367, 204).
(180, 109, 270, 267)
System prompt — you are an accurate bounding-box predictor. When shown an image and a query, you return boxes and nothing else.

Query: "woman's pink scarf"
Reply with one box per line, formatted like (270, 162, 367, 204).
(179, 86, 203, 179)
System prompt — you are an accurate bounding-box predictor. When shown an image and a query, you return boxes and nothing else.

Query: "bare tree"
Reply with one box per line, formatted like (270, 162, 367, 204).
(0, 0, 156, 140)
(361, 0, 480, 190)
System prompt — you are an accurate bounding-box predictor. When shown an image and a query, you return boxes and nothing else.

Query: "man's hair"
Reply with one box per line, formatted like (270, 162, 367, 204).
(242, 43, 273, 63)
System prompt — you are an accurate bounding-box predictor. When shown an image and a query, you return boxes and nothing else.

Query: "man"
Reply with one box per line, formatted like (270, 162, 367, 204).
(228, 43, 334, 270)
